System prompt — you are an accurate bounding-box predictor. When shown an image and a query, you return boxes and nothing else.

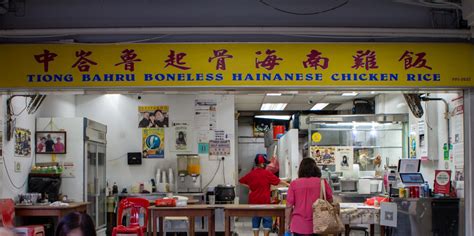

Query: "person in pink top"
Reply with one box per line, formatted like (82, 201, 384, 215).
(54, 137, 65, 153)
(285, 158, 333, 236)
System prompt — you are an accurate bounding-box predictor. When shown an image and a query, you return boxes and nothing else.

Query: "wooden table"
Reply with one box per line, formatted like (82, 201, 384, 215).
(150, 204, 215, 236)
(15, 202, 89, 219)
(15, 202, 89, 234)
(224, 204, 285, 236)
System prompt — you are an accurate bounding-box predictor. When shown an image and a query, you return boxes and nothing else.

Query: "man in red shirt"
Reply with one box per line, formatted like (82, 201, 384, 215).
(239, 154, 289, 236)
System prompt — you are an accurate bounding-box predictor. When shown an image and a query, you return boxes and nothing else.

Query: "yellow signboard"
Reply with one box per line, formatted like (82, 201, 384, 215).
(0, 43, 472, 89)
(312, 132, 322, 143)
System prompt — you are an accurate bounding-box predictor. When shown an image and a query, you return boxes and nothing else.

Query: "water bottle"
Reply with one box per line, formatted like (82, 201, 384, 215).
(422, 181, 430, 197)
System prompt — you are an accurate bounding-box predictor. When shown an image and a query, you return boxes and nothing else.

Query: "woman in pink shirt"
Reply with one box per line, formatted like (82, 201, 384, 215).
(286, 158, 333, 236)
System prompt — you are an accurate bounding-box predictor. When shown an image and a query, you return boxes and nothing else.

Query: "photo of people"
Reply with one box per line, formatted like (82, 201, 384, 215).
(335, 147, 354, 171)
(310, 146, 336, 165)
(35, 131, 67, 154)
(15, 128, 31, 157)
(172, 121, 191, 152)
(138, 106, 169, 128)
(341, 156, 349, 167)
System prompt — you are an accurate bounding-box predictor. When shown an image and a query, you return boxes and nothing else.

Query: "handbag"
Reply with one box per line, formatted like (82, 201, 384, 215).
(312, 179, 345, 234)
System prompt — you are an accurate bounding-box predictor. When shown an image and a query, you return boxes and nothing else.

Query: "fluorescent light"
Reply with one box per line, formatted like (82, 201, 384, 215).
(342, 92, 358, 96)
(310, 103, 329, 111)
(352, 128, 358, 135)
(260, 103, 287, 111)
(266, 93, 282, 96)
(255, 115, 291, 120)
(370, 128, 377, 136)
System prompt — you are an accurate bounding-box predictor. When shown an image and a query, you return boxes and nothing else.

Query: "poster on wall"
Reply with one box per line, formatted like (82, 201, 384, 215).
(142, 128, 165, 158)
(310, 146, 336, 165)
(335, 147, 354, 171)
(138, 106, 169, 128)
(209, 140, 231, 160)
(409, 125, 417, 159)
(198, 143, 209, 155)
(253, 118, 271, 137)
(14, 128, 31, 157)
(418, 120, 428, 160)
(171, 121, 191, 152)
(195, 99, 217, 131)
(197, 130, 210, 156)
(451, 96, 464, 144)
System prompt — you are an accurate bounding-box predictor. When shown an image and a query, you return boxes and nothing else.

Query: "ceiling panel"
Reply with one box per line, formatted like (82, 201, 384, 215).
(236, 103, 262, 111)
(285, 103, 314, 111)
(319, 95, 355, 103)
(290, 95, 326, 103)
(235, 93, 377, 112)
(235, 94, 264, 104)
(262, 95, 295, 103)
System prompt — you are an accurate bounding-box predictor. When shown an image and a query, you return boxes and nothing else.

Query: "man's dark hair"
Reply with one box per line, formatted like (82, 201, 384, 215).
(55, 212, 96, 236)
(298, 158, 322, 178)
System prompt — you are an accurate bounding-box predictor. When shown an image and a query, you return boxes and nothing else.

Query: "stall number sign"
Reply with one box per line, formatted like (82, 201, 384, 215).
(434, 170, 451, 195)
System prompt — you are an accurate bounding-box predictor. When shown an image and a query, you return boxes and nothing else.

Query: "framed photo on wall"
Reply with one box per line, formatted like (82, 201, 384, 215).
(35, 131, 67, 154)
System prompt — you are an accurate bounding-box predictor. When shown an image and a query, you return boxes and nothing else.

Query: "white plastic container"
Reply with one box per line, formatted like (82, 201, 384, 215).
(156, 168, 161, 183)
(358, 179, 371, 194)
(370, 180, 379, 193)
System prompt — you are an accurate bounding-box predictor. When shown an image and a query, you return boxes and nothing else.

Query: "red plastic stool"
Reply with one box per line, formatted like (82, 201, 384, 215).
(112, 198, 149, 236)
(0, 199, 45, 236)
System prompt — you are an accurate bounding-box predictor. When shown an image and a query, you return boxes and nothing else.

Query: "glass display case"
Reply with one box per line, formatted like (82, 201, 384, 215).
(84, 119, 107, 231)
(307, 114, 408, 171)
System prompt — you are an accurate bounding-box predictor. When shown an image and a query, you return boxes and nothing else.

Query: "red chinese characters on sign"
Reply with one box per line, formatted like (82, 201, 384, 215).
(72, 50, 97, 72)
(303, 50, 329, 70)
(115, 49, 142, 72)
(398, 50, 432, 70)
(255, 49, 283, 70)
(164, 50, 190, 70)
(208, 49, 233, 70)
(34, 50, 58, 72)
(352, 50, 379, 70)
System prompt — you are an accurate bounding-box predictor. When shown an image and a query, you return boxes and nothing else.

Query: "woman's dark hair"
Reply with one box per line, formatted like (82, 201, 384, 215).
(55, 212, 96, 236)
(298, 158, 322, 178)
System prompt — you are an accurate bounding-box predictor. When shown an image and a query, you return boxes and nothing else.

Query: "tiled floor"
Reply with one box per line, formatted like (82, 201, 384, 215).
(232, 218, 371, 236)
(161, 218, 373, 235)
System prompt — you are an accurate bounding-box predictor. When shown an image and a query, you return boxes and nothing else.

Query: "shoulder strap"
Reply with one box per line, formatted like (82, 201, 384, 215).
(320, 178, 326, 201)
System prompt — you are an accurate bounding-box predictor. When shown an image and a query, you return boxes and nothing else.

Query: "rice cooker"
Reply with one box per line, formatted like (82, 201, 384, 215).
(214, 185, 235, 202)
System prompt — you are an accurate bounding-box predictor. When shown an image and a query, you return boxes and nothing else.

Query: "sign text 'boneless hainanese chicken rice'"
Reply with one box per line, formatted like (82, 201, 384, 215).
(0, 43, 472, 89)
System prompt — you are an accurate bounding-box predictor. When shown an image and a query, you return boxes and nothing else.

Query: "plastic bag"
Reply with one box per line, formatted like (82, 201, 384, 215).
(266, 145, 280, 174)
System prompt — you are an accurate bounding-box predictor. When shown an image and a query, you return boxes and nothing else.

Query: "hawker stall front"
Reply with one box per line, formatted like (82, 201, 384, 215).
(0, 43, 472, 236)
